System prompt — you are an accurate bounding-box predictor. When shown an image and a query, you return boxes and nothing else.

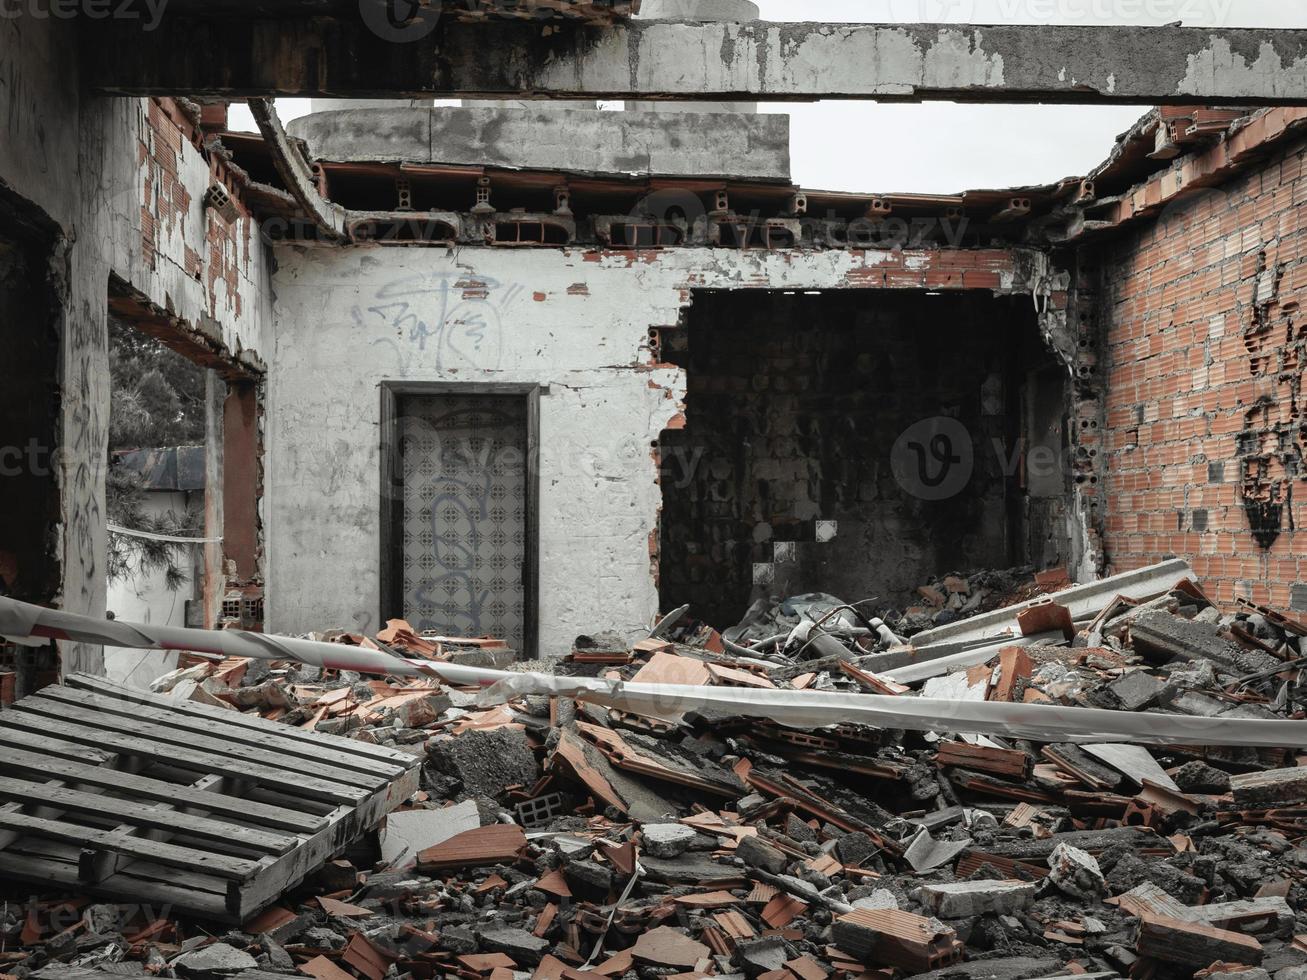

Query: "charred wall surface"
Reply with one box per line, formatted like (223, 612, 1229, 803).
(658, 289, 1062, 628)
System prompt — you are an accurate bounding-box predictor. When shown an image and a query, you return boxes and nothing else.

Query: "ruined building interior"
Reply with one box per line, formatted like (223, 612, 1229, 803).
(15, 10, 1307, 666)
(3, 3, 1307, 977)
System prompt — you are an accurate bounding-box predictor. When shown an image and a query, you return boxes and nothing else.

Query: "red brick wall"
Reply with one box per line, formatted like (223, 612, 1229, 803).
(1098, 134, 1307, 611)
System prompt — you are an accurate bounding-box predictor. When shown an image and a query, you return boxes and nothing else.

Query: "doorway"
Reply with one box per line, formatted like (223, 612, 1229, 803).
(380, 384, 539, 657)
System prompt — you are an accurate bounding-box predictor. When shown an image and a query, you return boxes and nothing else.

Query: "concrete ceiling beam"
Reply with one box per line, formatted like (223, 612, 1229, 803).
(82, 19, 1307, 105)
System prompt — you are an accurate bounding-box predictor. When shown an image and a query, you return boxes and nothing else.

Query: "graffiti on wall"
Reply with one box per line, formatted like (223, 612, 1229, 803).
(354, 272, 523, 374)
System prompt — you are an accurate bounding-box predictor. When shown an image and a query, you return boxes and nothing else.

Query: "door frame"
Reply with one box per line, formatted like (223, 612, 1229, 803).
(379, 381, 543, 660)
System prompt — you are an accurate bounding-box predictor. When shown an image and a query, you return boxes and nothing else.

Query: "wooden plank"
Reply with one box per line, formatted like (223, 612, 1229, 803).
(0, 775, 296, 854)
(8, 696, 389, 791)
(0, 743, 324, 833)
(0, 790, 66, 851)
(81, 772, 227, 884)
(0, 725, 116, 766)
(237, 763, 422, 913)
(66, 673, 416, 767)
(16, 836, 234, 896)
(936, 741, 1032, 779)
(0, 847, 228, 918)
(0, 715, 367, 805)
(36, 685, 408, 781)
(0, 810, 261, 881)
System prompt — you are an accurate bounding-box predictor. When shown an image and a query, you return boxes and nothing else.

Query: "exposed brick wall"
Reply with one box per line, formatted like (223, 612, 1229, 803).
(140, 99, 195, 273)
(1098, 133, 1307, 611)
(658, 289, 1058, 627)
(140, 98, 251, 320)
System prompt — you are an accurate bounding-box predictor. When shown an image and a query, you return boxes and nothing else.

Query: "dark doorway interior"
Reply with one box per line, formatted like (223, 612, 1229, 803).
(658, 289, 1067, 628)
(0, 196, 60, 605)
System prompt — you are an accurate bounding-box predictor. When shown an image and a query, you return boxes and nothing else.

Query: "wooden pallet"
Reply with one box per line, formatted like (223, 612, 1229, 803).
(0, 673, 421, 923)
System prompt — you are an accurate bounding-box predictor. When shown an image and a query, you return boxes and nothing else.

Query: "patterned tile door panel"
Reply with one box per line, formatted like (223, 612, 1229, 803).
(397, 395, 528, 652)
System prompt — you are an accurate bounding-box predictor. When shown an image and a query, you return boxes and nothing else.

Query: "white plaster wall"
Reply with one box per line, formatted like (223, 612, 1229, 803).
(266, 247, 684, 653)
(266, 245, 1044, 656)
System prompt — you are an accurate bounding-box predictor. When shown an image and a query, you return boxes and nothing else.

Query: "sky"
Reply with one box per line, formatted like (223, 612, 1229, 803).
(228, 0, 1307, 194)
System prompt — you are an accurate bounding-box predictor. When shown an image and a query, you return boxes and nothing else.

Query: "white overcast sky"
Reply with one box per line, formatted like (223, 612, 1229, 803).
(231, 0, 1307, 194)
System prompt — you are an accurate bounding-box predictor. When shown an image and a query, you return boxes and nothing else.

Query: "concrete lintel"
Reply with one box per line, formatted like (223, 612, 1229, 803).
(288, 106, 792, 181)
(83, 20, 1307, 105)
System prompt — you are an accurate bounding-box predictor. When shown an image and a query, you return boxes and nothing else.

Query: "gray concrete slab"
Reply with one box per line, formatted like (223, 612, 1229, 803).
(288, 106, 791, 181)
(87, 20, 1307, 105)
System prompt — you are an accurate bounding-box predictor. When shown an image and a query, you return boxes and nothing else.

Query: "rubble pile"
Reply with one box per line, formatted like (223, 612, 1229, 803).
(892, 568, 1071, 638)
(4, 564, 1307, 980)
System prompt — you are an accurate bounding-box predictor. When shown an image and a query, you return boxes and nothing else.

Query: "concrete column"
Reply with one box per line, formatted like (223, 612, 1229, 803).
(203, 372, 226, 629)
(629, 0, 760, 114)
(222, 380, 260, 584)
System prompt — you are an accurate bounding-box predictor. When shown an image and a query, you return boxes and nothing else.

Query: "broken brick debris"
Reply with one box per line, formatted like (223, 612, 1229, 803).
(1136, 915, 1266, 968)
(4, 560, 1307, 980)
(832, 909, 964, 973)
(416, 824, 529, 871)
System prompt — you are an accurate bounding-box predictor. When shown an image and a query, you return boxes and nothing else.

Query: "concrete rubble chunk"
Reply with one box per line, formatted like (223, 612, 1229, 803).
(564, 857, 615, 895)
(850, 888, 901, 911)
(172, 942, 259, 977)
(1231, 767, 1307, 808)
(897, 956, 1064, 980)
(1048, 842, 1106, 900)
(916, 879, 1039, 919)
(1174, 760, 1233, 794)
(1191, 896, 1296, 939)
(476, 925, 550, 965)
(785, 813, 816, 843)
(1106, 669, 1166, 710)
(426, 725, 540, 800)
(641, 822, 700, 858)
(735, 936, 791, 977)
(736, 835, 790, 874)
(835, 831, 878, 867)
(380, 799, 482, 867)
(1131, 610, 1284, 676)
